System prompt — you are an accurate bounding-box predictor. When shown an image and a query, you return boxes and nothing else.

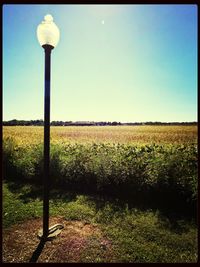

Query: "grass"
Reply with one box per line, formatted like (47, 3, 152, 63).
(2, 125, 198, 262)
(2, 183, 197, 263)
(2, 183, 43, 228)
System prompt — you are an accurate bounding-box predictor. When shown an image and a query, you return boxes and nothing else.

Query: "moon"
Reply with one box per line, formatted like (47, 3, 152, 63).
(101, 20, 105, 25)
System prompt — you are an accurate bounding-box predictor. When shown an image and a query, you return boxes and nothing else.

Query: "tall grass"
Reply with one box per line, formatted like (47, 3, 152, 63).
(3, 137, 197, 214)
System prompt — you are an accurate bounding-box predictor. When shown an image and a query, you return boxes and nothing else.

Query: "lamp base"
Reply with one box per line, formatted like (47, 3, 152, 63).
(38, 224, 64, 240)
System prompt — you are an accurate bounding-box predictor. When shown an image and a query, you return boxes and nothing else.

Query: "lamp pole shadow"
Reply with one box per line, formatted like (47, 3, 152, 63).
(29, 238, 46, 263)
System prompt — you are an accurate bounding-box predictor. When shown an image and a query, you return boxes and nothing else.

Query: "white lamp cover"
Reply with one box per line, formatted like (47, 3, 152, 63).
(37, 14, 60, 48)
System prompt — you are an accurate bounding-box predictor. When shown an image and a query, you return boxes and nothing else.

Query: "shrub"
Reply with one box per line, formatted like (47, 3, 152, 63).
(2, 139, 197, 211)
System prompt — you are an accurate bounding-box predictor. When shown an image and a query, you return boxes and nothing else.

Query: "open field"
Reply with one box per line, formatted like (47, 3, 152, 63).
(3, 125, 197, 145)
(2, 125, 198, 263)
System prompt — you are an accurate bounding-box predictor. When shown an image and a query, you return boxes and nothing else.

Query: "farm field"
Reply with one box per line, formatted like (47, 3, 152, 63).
(2, 125, 198, 263)
(3, 125, 198, 145)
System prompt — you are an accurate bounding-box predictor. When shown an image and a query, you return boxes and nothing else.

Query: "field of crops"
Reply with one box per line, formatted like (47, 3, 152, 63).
(3, 125, 197, 145)
(3, 125, 198, 207)
(2, 125, 198, 263)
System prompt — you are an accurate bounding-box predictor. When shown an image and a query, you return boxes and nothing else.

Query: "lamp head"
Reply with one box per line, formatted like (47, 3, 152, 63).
(37, 14, 60, 48)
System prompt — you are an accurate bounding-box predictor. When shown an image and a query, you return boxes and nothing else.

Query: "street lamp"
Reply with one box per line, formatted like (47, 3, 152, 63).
(37, 14, 63, 240)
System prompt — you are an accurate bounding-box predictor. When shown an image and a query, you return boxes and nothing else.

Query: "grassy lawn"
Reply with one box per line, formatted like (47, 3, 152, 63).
(2, 182, 197, 263)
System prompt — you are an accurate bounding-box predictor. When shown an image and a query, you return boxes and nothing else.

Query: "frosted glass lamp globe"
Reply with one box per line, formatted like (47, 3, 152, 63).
(37, 14, 60, 48)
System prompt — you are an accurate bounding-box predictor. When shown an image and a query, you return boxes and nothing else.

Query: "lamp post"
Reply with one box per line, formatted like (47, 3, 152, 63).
(37, 14, 63, 240)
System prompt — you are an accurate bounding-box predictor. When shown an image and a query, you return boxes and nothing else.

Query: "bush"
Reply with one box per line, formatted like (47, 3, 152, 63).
(3, 137, 43, 184)
(2, 139, 197, 211)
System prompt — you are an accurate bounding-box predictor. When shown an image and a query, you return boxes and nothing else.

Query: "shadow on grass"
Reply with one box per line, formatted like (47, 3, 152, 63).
(5, 179, 77, 203)
(29, 238, 46, 263)
(5, 179, 197, 232)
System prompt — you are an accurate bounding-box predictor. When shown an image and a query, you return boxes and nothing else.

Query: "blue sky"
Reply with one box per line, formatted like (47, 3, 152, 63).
(3, 4, 197, 122)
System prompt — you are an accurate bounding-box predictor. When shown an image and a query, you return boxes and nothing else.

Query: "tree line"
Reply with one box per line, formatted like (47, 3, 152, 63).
(2, 119, 197, 126)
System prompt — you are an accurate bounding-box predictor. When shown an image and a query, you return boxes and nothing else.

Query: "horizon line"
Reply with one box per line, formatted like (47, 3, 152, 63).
(2, 119, 198, 124)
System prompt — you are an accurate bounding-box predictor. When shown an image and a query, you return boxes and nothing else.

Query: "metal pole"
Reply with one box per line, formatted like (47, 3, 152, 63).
(43, 44, 54, 239)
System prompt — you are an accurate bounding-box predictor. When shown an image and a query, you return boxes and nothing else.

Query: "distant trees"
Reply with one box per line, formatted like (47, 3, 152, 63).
(3, 119, 44, 126)
(51, 121, 65, 126)
(2, 119, 197, 126)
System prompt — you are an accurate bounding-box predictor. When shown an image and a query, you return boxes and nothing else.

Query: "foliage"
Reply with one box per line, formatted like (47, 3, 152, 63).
(3, 137, 197, 212)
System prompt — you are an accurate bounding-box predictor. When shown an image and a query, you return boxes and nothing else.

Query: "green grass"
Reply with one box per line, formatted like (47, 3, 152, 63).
(2, 183, 43, 228)
(2, 183, 197, 263)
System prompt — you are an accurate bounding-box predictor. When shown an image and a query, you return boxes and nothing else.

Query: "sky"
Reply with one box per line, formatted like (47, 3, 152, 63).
(3, 4, 197, 122)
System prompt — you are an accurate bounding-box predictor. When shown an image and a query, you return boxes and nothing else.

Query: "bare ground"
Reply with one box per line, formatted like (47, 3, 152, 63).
(2, 216, 114, 263)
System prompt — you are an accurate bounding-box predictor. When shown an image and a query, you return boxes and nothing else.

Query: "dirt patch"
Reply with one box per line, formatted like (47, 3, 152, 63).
(2, 217, 113, 263)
